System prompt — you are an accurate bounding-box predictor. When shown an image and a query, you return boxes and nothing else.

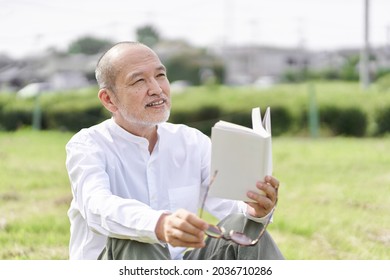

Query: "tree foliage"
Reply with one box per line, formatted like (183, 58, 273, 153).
(68, 36, 113, 55)
(164, 49, 225, 85)
(136, 25, 160, 47)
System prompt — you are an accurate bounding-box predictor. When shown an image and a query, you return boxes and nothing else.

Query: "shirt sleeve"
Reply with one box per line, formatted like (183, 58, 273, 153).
(66, 135, 164, 244)
(243, 206, 274, 224)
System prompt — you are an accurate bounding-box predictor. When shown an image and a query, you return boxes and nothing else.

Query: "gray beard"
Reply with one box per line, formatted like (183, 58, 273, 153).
(122, 109, 171, 127)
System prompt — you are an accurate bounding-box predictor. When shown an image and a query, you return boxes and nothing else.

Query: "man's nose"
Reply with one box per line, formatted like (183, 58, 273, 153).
(147, 78, 162, 95)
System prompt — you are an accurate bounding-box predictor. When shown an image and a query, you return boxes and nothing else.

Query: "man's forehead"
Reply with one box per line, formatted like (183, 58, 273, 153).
(113, 43, 154, 58)
(114, 45, 161, 66)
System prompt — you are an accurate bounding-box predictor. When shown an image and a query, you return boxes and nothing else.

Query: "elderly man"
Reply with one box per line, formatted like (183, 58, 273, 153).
(65, 41, 283, 260)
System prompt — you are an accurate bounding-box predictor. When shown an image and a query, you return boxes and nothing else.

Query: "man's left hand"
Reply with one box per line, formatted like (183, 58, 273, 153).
(245, 175, 279, 218)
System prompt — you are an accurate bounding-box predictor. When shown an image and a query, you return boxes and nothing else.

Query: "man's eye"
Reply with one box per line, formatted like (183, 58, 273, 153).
(133, 79, 144, 85)
(157, 73, 166, 77)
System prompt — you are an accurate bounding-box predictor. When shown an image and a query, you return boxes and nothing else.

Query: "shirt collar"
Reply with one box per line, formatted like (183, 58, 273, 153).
(107, 118, 166, 146)
(107, 118, 148, 145)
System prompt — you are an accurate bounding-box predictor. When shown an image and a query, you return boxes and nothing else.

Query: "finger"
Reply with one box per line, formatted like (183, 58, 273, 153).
(174, 210, 209, 232)
(247, 189, 268, 204)
(168, 210, 208, 243)
(169, 236, 206, 248)
(246, 201, 269, 217)
(247, 193, 273, 210)
(265, 176, 280, 189)
(247, 182, 276, 216)
(167, 227, 205, 244)
(165, 221, 206, 248)
(182, 211, 209, 231)
(256, 181, 277, 203)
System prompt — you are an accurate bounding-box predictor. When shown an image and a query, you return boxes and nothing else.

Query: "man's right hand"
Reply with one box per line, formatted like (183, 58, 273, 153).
(155, 209, 209, 248)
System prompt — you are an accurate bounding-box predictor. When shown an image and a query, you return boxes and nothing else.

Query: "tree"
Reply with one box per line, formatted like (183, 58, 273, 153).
(164, 49, 225, 85)
(136, 25, 160, 47)
(339, 55, 360, 81)
(68, 36, 113, 55)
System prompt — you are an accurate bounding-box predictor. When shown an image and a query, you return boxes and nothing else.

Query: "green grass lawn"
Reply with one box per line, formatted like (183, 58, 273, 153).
(0, 129, 389, 259)
(273, 137, 390, 259)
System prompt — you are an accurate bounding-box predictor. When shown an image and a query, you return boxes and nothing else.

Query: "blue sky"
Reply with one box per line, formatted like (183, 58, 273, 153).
(1, 0, 389, 58)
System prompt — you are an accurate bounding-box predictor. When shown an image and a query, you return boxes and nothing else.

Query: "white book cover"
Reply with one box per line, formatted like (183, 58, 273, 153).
(209, 107, 272, 201)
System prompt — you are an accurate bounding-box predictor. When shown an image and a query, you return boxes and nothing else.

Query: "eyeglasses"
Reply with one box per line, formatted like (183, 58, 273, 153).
(199, 170, 278, 246)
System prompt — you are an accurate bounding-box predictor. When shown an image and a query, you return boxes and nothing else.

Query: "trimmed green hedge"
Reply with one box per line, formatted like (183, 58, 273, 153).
(1, 82, 390, 137)
(319, 106, 367, 137)
(0, 96, 34, 130)
(376, 106, 390, 135)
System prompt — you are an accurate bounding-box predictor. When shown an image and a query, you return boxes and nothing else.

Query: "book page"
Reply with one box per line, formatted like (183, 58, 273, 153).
(209, 108, 272, 201)
(215, 120, 257, 135)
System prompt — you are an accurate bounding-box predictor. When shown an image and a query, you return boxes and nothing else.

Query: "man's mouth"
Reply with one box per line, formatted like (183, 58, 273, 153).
(146, 99, 165, 107)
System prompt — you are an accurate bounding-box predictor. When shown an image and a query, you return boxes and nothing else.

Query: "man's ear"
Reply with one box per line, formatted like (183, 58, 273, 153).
(98, 88, 118, 113)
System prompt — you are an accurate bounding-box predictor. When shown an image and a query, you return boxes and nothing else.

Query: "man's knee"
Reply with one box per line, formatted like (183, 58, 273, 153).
(99, 238, 171, 260)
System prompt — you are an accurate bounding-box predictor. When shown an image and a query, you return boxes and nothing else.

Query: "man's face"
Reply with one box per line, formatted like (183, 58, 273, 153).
(110, 45, 171, 128)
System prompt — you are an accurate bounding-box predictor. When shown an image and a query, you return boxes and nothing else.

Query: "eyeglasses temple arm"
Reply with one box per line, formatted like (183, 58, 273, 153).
(199, 170, 218, 219)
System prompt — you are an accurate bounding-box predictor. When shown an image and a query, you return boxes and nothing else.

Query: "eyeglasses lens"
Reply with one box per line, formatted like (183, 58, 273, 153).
(205, 225, 224, 238)
(229, 231, 253, 246)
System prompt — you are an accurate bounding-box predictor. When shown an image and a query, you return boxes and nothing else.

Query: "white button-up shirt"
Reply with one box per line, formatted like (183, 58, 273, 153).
(66, 118, 266, 260)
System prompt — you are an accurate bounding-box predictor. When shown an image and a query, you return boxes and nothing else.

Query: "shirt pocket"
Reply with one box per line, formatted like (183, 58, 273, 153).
(168, 185, 200, 213)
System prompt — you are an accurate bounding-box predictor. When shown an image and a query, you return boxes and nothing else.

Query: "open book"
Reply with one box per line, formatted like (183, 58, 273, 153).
(208, 107, 272, 201)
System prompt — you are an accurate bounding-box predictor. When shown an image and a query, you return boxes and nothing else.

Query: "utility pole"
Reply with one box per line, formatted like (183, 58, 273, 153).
(387, 25, 390, 53)
(360, 0, 370, 90)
